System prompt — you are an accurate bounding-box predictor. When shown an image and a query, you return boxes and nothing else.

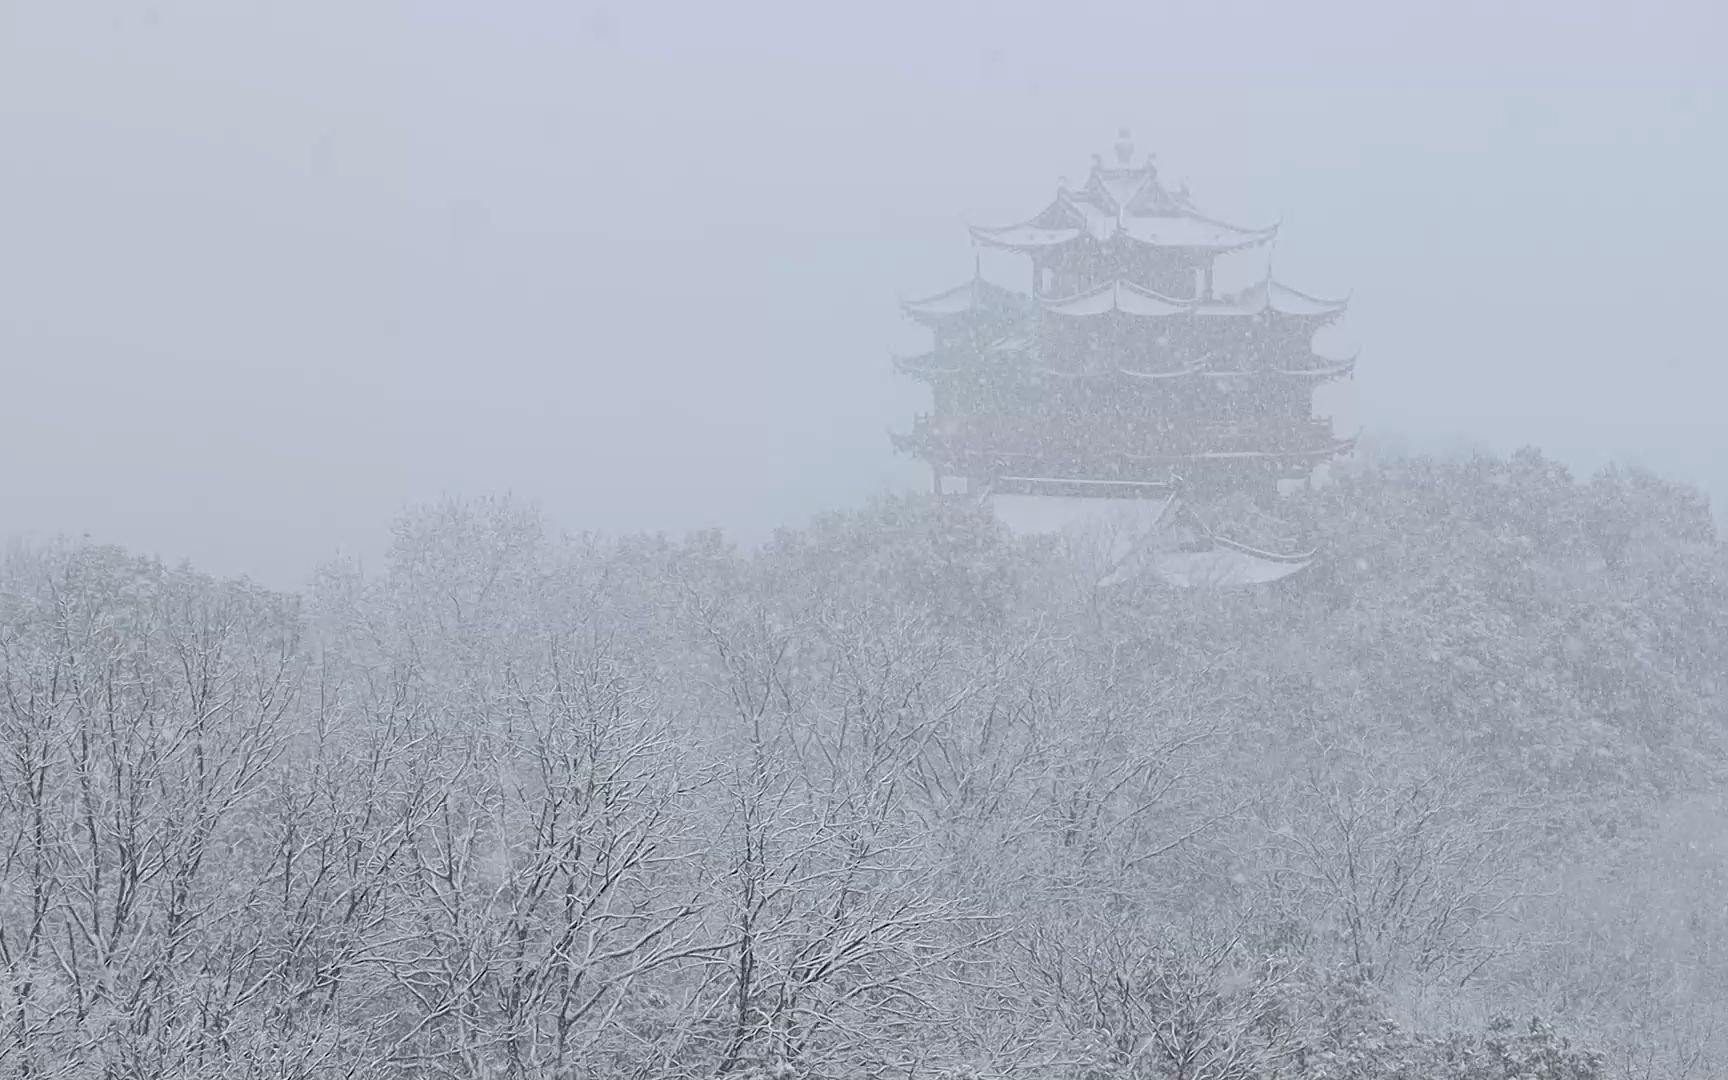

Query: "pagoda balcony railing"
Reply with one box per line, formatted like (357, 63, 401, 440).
(905, 413, 1337, 461)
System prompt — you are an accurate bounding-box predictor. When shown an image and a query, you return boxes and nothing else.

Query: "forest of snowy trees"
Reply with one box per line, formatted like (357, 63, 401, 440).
(2, 448, 1724, 1080)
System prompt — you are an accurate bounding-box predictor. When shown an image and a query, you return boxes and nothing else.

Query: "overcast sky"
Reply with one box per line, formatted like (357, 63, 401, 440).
(3, 0, 1724, 586)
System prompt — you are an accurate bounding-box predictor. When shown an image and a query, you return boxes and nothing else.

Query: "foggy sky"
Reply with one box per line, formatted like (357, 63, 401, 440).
(3, 0, 1724, 586)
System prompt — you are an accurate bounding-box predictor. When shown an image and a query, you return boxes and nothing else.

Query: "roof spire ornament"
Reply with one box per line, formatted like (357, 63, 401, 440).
(1114, 127, 1134, 165)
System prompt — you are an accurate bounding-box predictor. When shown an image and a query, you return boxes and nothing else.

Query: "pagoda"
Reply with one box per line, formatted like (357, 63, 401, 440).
(892, 130, 1355, 586)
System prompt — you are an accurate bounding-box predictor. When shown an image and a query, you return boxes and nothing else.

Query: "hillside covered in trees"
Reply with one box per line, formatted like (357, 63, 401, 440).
(2, 449, 1724, 1080)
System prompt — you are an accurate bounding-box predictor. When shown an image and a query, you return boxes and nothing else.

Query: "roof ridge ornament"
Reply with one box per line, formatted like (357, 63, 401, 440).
(1114, 127, 1134, 165)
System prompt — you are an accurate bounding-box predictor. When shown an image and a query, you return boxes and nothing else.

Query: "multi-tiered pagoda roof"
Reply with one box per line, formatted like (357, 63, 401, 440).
(893, 130, 1356, 586)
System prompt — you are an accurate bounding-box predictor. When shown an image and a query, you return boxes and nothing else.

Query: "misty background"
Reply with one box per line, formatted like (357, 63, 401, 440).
(3, 0, 1724, 586)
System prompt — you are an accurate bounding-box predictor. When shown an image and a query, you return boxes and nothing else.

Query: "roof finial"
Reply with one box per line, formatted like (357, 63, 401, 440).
(973, 252, 982, 280)
(1115, 127, 1134, 165)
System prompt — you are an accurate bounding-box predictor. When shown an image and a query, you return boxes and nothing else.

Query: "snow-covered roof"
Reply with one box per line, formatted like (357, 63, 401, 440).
(968, 223, 1083, 250)
(900, 276, 1027, 326)
(1045, 494, 1316, 589)
(1118, 358, 1214, 379)
(891, 352, 961, 376)
(1267, 280, 1349, 317)
(1272, 355, 1357, 380)
(1195, 278, 1349, 319)
(1041, 278, 1194, 318)
(1122, 216, 1278, 249)
(971, 136, 1276, 255)
(1073, 136, 1186, 218)
(972, 193, 1275, 254)
(1065, 195, 1123, 243)
(1100, 171, 1151, 213)
(901, 281, 976, 317)
(1194, 438, 1357, 463)
(1149, 547, 1313, 588)
(985, 334, 1034, 356)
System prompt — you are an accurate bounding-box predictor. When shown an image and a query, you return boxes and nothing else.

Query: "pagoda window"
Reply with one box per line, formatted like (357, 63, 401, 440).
(1039, 266, 1055, 296)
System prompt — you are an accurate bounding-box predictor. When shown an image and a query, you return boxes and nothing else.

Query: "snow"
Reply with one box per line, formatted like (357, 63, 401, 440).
(970, 224, 1082, 250)
(993, 491, 1178, 569)
(1147, 547, 1313, 587)
(1042, 279, 1194, 317)
(900, 277, 1034, 321)
(1196, 283, 1265, 317)
(1268, 280, 1349, 316)
(1194, 279, 1347, 319)
(1041, 281, 1120, 317)
(992, 492, 1313, 589)
(1273, 357, 1357, 379)
(892, 353, 960, 375)
(902, 281, 980, 316)
(1119, 360, 1211, 379)
(996, 478, 1175, 493)
(1116, 281, 1198, 316)
(1192, 450, 1282, 460)
(1066, 195, 1120, 242)
(1097, 170, 1152, 212)
(972, 183, 1274, 254)
(1123, 216, 1277, 249)
(994, 491, 1318, 590)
